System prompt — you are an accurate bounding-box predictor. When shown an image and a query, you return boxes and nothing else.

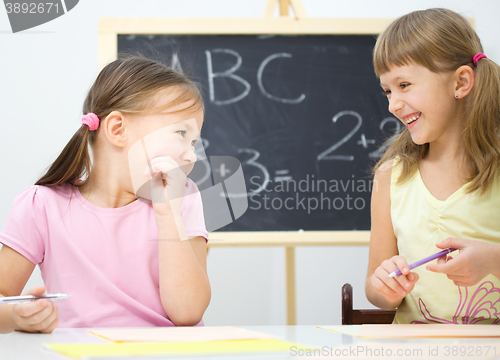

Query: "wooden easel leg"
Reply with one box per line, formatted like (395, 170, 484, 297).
(289, 0, 307, 18)
(263, 0, 278, 17)
(263, 0, 307, 19)
(286, 246, 296, 325)
(279, 0, 289, 16)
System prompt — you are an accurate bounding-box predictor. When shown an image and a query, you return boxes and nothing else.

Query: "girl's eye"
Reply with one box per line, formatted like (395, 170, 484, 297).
(400, 83, 410, 89)
(382, 89, 391, 97)
(176, 130, 186, 137)
(191, 139, 198, 147)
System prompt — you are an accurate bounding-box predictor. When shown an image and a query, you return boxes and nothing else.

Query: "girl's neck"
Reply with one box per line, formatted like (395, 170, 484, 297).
(77, 141, 138, 208)
(425, 137, 469, 179)
(77, 174, 136, 209)
(427, 142, 462, 162)
(424, 111, 468, 169)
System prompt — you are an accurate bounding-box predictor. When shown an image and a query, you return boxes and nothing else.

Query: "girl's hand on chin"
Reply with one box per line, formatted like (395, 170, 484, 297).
(143, 156, 187, 217)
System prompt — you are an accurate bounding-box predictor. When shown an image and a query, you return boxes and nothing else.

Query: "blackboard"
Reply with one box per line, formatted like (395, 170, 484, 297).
(117, 34, 399, 232)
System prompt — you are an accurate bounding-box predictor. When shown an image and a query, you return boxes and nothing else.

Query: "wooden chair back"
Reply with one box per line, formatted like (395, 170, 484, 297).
(342, 283, 396, 325)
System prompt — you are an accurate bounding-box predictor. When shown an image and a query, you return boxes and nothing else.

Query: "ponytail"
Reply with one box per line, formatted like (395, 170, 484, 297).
(462, 57, 500, 193)
(35, 125, 92, 186)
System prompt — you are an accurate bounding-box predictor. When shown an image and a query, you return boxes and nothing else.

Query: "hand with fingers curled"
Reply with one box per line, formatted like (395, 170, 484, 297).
(426, 237, 500, 287)
(371, 255, 420, 307)
(143, 156, 188, 217)
(11, 286, 59, 333)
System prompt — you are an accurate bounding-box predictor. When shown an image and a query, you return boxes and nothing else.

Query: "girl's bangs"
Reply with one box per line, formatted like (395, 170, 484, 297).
(373, 26, 420, 76)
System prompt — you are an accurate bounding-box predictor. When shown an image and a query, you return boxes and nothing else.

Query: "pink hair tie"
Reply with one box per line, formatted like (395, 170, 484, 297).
(473, 53, 487, 66)
(81, 113, 100, 131)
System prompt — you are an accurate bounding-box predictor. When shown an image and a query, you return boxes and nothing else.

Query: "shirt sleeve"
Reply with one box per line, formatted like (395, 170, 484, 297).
(0, 186, 47, 264)
(180, 179, 209, 242)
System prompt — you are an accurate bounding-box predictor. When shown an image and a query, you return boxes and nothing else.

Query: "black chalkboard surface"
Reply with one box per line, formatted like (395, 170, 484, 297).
(118, 34, 399, 232)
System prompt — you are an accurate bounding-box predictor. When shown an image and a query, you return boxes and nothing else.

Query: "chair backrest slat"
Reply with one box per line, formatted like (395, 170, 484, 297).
(342, 283, 396, 325)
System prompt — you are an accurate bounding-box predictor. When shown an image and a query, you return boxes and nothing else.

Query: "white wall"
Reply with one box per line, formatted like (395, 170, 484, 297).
(0, 0, 499, 326)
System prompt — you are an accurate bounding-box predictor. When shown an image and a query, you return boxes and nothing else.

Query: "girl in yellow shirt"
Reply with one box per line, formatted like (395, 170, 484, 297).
(366, 8, 500, 324)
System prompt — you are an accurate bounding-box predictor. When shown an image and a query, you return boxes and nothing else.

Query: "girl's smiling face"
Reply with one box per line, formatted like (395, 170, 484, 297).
(379, 62, 463, 146)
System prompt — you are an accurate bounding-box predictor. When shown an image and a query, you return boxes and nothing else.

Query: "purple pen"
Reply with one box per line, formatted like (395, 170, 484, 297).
(387, 247, 457, 278)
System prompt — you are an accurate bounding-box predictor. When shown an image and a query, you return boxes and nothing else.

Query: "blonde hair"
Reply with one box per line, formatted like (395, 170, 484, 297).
(373, 8, 500, 193)
(36, 55, 203, 186)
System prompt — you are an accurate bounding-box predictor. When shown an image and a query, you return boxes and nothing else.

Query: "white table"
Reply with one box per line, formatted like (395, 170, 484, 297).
(1, 325, 499, 360)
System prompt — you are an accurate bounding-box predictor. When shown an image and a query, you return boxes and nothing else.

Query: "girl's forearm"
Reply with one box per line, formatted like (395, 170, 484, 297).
(491, 243, 500, 280)
(156, 215, 211, 326)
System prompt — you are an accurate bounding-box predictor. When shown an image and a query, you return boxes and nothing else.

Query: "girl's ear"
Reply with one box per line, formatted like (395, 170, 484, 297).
(454, 65, 475, 99)
(102, 111, 127, 148)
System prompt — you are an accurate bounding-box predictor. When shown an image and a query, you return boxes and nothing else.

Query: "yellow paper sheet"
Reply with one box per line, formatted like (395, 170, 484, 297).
(89, 326, 276, 342)
(316, 325, 361, 337)
(355, 324, 500, 339)
(45, 339, 314, 359)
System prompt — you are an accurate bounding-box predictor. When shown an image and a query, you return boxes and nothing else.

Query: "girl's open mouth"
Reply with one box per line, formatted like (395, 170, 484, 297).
(405, 113, 421, 125)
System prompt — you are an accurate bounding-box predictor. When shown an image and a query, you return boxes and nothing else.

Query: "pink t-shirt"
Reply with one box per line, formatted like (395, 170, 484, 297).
(0, 180, 208, 328)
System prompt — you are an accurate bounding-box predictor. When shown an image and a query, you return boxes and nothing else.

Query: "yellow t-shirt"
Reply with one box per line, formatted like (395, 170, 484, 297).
(391, 160, 500, 324)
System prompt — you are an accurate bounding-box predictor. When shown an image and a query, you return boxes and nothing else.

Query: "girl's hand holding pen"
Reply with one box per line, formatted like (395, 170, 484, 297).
(426, 238, 500, 287)
(11, 286, 59, 333)
(371, 255, 420, 305)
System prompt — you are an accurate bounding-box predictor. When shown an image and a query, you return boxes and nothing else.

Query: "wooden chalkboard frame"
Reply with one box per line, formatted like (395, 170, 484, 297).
(98, 17, 397, 69)
(98, 16, 399, 246)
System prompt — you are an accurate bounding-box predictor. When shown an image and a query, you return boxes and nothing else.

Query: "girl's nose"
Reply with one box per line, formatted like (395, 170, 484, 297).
(182, 147, 197, 164)
(388, 96, 402, 116)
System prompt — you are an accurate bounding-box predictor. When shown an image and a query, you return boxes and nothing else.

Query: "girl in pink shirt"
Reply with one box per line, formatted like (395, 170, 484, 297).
(0, 56, 210, 333)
